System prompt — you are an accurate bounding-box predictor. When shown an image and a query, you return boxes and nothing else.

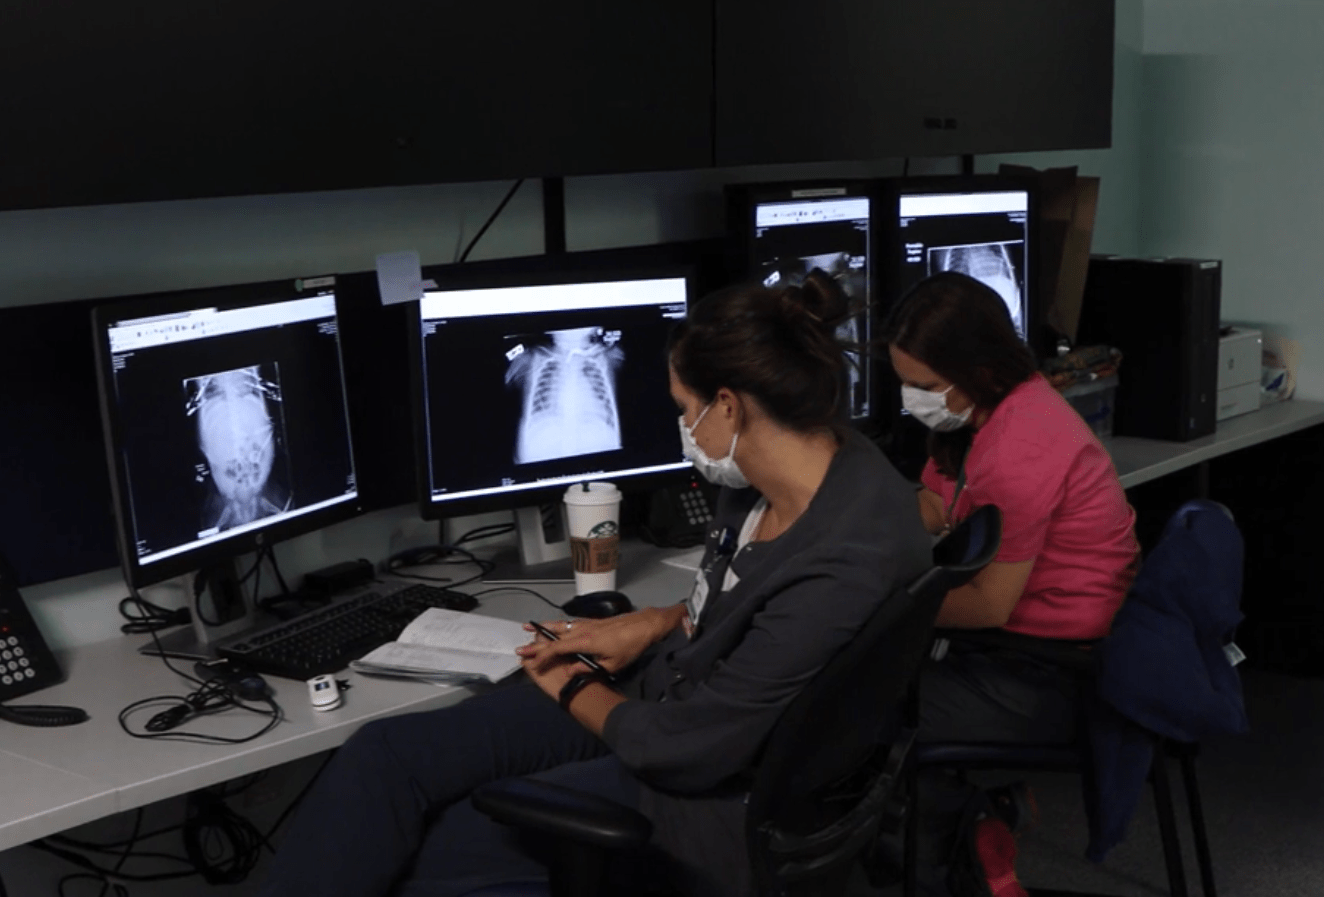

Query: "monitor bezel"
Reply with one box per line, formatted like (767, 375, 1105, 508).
(92, 276, 365, 589)
(408, 255, 696, 522)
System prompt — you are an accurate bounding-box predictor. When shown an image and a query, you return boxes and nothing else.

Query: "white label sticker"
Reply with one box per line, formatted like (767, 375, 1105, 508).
(1224, 642, 1246, 667)
(375, 251, 424, 306)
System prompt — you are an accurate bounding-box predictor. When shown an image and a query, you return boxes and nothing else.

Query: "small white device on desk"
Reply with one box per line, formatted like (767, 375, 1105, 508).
(1217, 326, 1263, 422)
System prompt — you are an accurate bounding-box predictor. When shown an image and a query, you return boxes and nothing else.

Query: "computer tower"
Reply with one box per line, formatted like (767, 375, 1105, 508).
(1077, 256, 1221, 442)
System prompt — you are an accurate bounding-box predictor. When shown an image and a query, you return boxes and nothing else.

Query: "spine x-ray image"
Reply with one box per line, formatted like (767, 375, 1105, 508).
(759, 252, 870, 417)
(929, 242, 1025, 336)
(185, 364, 292, 535)
(504, 327, 625, 465)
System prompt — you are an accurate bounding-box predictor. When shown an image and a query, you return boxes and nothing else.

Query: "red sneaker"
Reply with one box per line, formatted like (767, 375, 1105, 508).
(972, 816, 1029, 897)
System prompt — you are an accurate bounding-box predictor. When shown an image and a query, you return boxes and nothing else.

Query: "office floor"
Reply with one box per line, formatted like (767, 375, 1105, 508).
(850, 664, 1324, 897)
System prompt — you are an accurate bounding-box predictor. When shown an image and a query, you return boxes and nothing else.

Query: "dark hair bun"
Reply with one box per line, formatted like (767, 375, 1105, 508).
(779, 268, 852, 334)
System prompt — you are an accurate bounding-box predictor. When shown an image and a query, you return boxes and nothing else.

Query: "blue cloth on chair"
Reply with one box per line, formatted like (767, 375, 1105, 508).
(1086, 499, 1250, 862)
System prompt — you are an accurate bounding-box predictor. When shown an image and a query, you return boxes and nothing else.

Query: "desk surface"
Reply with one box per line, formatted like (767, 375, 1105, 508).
(0, 752, 117, 850)
(1110, 399, 1324, 489)
(0, 547, 694, 853)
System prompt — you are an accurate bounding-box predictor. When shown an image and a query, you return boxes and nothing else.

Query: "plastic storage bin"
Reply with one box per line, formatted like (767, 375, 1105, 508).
(1060, 374, 1118, 440)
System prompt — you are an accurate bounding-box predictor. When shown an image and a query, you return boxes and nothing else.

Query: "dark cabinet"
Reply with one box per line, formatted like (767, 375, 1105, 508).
(0, 1, 713, 210)
(715, 0, 1114, 166)
(0, 1, 1113, 211)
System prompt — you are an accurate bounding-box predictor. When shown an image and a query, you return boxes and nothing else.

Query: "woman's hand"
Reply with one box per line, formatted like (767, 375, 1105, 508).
(521, 647, 580, 703)
(517, 605, 687, 676)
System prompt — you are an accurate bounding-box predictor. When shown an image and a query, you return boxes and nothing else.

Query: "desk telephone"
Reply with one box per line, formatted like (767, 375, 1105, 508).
(643, 477, 718, 548)
(0, 553, 86, 725)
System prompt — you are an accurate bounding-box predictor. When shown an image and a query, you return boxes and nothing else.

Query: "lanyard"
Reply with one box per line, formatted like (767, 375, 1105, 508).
(942, 452, 969, 536)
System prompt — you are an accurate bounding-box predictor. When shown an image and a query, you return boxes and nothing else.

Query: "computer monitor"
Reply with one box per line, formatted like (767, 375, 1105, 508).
(887, 175, 1035, 341)
(726, 181, 876, 424)
(410, 263, 691, 534)
(0, 298, 121, 587)
(93, 277, 362, 595)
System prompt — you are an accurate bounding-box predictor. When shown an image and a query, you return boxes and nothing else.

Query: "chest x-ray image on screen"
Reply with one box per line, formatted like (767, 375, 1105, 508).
(184, 364, 292, 535)
(505, 326, 625, 465)
(751, 194, 873, 421)
(898, 188, 1031, 340)
(414, 274, 690, 513)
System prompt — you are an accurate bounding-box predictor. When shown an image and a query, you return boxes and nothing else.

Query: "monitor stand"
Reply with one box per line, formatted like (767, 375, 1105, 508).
(481, 506, 575, 585)
(138, 559, 257, 662)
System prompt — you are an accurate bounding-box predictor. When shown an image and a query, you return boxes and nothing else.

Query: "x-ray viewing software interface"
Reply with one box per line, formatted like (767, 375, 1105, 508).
(752, 194, 873, 420)
(417, 277, 690, 507)
(898, 190, 1030, 340)
(103, 291, 358, 566)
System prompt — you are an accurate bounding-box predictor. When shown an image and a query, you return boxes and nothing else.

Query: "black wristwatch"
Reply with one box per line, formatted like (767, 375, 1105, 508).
(558, 672, 605, 712)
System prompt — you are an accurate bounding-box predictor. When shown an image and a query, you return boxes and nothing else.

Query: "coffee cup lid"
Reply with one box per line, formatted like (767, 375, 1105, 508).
(564, 482, 620, 506)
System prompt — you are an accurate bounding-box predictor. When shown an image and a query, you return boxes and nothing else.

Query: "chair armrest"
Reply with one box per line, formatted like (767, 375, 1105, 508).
(936, 628, 1098, 675)
(472, 778, 653, 851)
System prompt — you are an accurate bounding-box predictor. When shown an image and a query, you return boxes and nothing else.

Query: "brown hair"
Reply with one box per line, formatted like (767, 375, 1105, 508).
(881, 271, 1037, 477)
(668, 269, 854, 434)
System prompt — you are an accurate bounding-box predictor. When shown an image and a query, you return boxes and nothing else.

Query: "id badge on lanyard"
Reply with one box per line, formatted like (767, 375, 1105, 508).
(682, 526, 736, 638)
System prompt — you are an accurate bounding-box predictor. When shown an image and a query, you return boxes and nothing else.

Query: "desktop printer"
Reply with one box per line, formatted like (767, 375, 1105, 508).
(1217, 326, 1263, 421)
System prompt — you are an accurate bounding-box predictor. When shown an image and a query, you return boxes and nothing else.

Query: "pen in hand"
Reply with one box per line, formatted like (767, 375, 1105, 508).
(527, 620, 616, 683)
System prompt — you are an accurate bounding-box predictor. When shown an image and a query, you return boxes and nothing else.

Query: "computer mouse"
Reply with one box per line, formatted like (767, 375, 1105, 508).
(562, 591, 635, 619)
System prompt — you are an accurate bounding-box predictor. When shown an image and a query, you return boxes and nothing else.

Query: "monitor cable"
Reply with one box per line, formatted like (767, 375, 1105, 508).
(118, 593, 191, 635)
(457, 179, 526, 263)
(116, 593, 284, 744)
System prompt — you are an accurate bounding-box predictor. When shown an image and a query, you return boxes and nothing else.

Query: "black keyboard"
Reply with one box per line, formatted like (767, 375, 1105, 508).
(218, 582, 479, 681)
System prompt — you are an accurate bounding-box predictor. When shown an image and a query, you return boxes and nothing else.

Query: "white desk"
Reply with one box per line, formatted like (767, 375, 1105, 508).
(1110, 399, 1324, 490)
(0, 546, 694, 853)
(0, 752, 117, 850)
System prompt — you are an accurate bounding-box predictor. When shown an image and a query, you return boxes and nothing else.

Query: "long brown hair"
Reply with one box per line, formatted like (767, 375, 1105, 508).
(881, 272, 1037, 476)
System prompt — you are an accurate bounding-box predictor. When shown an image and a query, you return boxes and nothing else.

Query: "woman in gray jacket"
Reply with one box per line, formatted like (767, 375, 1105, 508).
(258, 271, 931, 897)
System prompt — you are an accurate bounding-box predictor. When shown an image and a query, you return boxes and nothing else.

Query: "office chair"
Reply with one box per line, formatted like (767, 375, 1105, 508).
(903, 500, 1242, 897)
(464, 505, 1004, 897)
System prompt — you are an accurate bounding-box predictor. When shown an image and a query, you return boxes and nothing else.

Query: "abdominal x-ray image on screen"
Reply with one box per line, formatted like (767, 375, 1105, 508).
(185, 364, 292, 535)
(928, 242, 1025, 336)
(504, 326, 625, 465)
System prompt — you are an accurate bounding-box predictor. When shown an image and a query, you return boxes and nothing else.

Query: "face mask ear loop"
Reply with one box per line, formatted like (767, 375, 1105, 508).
(687, 401, 713, 436)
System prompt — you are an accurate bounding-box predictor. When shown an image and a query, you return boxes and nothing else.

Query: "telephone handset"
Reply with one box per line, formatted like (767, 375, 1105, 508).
(0, 553, 88, 726)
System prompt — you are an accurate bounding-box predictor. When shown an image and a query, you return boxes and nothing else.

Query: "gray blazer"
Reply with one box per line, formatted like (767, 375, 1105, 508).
(601, 429, 930, 895)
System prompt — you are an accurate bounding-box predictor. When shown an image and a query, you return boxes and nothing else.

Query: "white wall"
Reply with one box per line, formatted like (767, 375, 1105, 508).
(1140, 0, 1324, 397)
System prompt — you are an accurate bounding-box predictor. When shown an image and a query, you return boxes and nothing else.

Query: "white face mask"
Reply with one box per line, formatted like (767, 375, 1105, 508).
(678, 402, 750, 489)
(901, 384, 972, 433)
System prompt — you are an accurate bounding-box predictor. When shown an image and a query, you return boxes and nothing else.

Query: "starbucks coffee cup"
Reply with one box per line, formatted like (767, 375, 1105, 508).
(563, 482, 621, 594)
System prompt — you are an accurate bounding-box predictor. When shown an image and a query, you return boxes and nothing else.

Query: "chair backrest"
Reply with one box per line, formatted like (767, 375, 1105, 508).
(744, 505, 1002, 894)
(912, 504, 1003, 598)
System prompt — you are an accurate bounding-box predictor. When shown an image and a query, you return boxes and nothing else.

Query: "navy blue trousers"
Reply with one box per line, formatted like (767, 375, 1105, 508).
(257, 682, 646, 897)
